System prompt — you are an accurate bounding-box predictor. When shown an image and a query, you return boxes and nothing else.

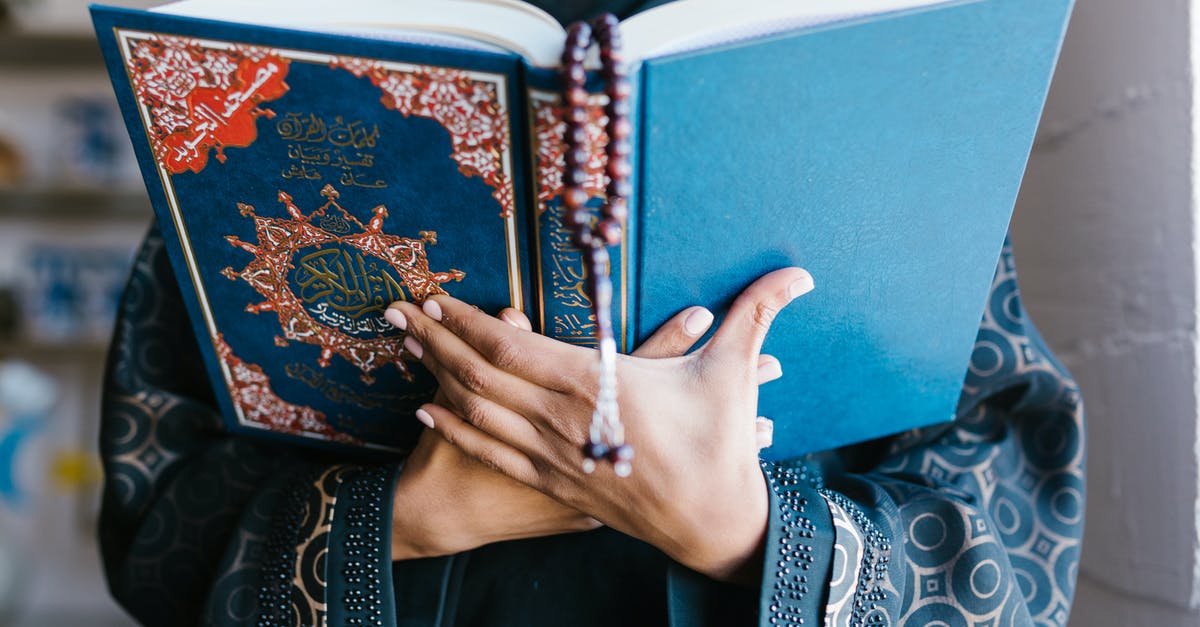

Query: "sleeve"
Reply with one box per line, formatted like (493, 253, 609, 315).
(99, 224, 404, 626)
(753, 240, 1085, 626)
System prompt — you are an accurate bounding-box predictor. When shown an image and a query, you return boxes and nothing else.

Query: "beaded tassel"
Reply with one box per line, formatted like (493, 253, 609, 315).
(561, 14, 634, 477)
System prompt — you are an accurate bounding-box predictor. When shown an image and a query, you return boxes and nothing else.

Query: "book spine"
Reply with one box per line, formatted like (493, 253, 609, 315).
(521, 63, 639, 353)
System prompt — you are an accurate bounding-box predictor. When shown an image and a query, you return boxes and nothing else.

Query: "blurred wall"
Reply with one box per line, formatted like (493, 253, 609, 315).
(1011, 0, 1200, 623)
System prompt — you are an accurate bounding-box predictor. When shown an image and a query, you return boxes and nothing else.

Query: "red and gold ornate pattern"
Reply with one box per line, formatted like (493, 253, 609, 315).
(532, 93, 611, 213)
(335, 58, 515, 217)
(221, 184, 464, 384)
(124, 35, 290, 175)
(214, 333, 359, 443)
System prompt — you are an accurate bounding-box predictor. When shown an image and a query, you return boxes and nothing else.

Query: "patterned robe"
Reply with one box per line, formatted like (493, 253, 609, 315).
(99, 228, 1083, 626)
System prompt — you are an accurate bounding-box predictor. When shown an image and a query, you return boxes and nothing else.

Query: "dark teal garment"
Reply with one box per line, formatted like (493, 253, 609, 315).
(100, 225, 1083, 626)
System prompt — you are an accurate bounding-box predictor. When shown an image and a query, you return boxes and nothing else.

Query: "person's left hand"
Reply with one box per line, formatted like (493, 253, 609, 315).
(385, 268, 812, 582)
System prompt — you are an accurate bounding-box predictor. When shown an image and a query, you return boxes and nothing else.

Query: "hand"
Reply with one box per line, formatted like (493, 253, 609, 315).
(389, 303, 783, 560)
(386, 268, 812, 581)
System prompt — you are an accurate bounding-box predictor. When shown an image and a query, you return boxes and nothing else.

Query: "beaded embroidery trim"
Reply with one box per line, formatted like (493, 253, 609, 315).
(763, 460, 825, 626)
(336, 466, 393, 627)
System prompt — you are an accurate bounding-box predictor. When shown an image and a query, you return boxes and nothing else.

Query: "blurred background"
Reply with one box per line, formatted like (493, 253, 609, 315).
(0, 0, 153, 624)
(0, 0, 1189, 625)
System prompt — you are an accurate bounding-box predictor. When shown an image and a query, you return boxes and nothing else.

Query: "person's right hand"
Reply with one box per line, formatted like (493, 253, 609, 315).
(390, 305, 783, 560)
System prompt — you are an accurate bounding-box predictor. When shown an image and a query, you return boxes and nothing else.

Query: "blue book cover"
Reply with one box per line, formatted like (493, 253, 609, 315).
(91, 0, 1071, 459)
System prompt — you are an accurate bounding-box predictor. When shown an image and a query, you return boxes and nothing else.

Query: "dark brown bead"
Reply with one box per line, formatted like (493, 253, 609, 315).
(593, 13, 620, 33)
(568, 63, 592, 85)
(613, 179, 633, 199)
(568, 207, 592, 226)
(608, 443, 634, 462)
(571, 230, 594, 249)
(607, 158, 631, 179)
(611, 117, 633, 140)
(561, 45, 587, 66)
(607, 97, 631, 118)
(567, 167, 589, 187)
(567, 21, 591, 43)
(605, 197, 628, 221)
(566, 85, 588, 107)
(567, 106, 589, 126)
(596, 217, 623, 246)
(583, 441, 609, 461)
(611, 77, 632, 99)
(569, 125, 590, 147)
(566, 147, 590, 169)
(599, 46, 624, 63)
(562, 188, 588, 210)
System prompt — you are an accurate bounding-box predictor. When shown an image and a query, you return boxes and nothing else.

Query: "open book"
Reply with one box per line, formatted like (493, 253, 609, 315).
(148, 0, 956, 67)
(90, 0, 1073, 458)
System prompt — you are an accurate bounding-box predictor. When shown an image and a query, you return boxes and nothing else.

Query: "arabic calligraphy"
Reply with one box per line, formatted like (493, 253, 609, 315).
(292, 246, 407, 335)
(545, 203, 598, 342)
(124, 35, 291, 175)
(284, 362, 419, 411)
(277, 112, 387, 188)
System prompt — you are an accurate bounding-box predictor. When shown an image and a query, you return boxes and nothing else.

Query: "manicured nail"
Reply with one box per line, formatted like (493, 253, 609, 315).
(404, 335, 423, 359)
(423, 299, 443, 322)
(758, 358, 783, 382)
(788, 272, 814, 299)
(415, 408, 435, 429)
(683, 307, 714, 336)
(756, 417, 774, 448)
(385, 308, 407, 330)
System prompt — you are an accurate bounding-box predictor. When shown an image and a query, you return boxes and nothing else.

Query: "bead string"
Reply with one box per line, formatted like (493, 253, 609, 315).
(560, 14, 634, 477)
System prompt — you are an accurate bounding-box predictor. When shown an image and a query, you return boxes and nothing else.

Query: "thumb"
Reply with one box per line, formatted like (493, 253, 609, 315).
(703, 267, 813, 364)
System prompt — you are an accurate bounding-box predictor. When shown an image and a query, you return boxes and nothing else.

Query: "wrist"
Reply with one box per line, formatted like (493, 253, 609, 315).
(391, 463, 440, 560)
(391, 454, 473, 560)
(683, 470, 769, 583)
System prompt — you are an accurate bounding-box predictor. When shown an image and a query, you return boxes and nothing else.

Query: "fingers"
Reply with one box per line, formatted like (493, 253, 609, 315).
(430, 362, 545, 451)
(417, 403, 541, 487)
(704, 268, 813, 364)
(756, 417, 774, 450)
(498, 307, 533, 331)
(632, 306, 714, 358)
(396, 295, 585, 392)
(757, 354, 782, 384)
(387, 300, 551, 424)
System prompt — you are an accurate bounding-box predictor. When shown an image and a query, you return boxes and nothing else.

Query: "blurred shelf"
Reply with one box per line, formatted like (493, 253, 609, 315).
(0, 338, 110, 358)
(0, 188, 150, 219)
(0, 31, 104, 69)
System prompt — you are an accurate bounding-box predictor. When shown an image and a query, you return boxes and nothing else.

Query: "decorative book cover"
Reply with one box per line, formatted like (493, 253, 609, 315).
(93, 11, 544, 452)
(93, 0, 1073, 459)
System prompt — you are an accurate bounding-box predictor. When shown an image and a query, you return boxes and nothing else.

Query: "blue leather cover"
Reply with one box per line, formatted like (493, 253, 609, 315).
(90, 0, 1072, 457)
(636, 0, 1073, 458)
(92, 6, 531, 452)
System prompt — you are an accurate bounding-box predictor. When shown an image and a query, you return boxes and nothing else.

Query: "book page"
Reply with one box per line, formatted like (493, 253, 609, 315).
(151, 0, 567, 61)
(151, 0, 961, 66)
(622, 0, 963, 62)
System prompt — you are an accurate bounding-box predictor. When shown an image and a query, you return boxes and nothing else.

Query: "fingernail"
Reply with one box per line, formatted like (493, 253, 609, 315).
(756, 417, 774, 448)
(415, 408, 435, 429)
(758, 358, 782, 382)
(385, 308, 407, 330)
(404, 335, 423, 359)
(500, 311, 521, 328)
(423, 299, 443, 322)
(788, 272, 814, 299)
(683, 307, 714, 336)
